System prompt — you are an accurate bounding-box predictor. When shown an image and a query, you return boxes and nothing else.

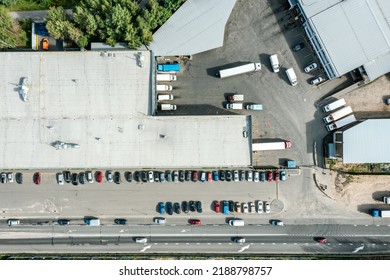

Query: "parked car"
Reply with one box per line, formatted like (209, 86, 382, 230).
(196, 201, 203, 213)
(1, 173, 6, 183)
(220, 170, 226, 181)
(42, 38, 49, 50)
(159, 172, 165, 183)
(154, 171, 160, 182)
(260, 171, 266, 182)
(174, 202, 181, 214)
(179, 170, 185, 182)
(141, 171, 148, 182)
(71, 173, 78, 186)
(166, 170, 172, 182)
(310, 76, 324, 85)
(7, 173, 14, 183)
(240, 170, 245, 181)
(114, 171, 121, 184)
(79, 172, 86, 184)
(192, 171, 198, 182)
(57, 173, 64, 185)
(235, 201, 241, 212)
(114, 219, 127, 225)
(214, 201, 220, 213)
(292, 42, 305, 52)
(247, 171, 253, 182)
(226, 170, 232, 181)
(86, 171, 94, 183)
(154, 217, 166, 224)
(254, 171, 259, 182)
(15, 173, 23, 184)
(96, 171, 103, 183)
(159, 202, 165, 215)
(34, 172, 41, 185)
(229, 200, 235, 212)
(134, 171, 140, 182)
(207, 172, 212, 182)
(249, 202, 255, 213)
(189, 200, 196, 212)
(304, 62, 318, 73)
(280, 170, 286, 181)
(189, 219, 201, 225)
(185, 170, 191, 181)
(264, 201, 271, 213)
(270, 220, 284, 226)
(125, 171, 132, 182)
(242, 202, 249, 213)
(173, 170, 179, 182)
(267, 171, 273, 182)
(232, 237, 245, 243)
(148, 171, 154, 182)
(182, 201, 189, 213)
(257, 201, 263, 214)
(106, 171, 113, 183)
(58, 219, 70, 225)
(273, 171, 280, 183)
(213, 170, 219, 181)
(200, 171, 206, 182)
(233, 170, 239, 182)
(166, 202, 173, 215)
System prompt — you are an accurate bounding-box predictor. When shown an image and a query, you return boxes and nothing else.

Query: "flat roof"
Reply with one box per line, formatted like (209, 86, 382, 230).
(0, 51, 251, 169)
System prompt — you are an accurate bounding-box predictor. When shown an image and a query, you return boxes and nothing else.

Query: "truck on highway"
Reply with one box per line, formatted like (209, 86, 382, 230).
(156, 74, 177, 81)
(252, 140, 292, 151)
(157, 64, 180, 72)
(161, 104, 177, 111)
(370, 209, 390, 217)
(285, 68, 297, 86)
(323, 106, 353, 124)
(322, 98, 346, 112)
(156, 84, 173, 91)
(326, 114, 356, 131)
(85, 218, 100, 226)
(218, 62, 261, 79)
(269, 54, 280, 73)
(227, 94, 244, 102)
(225, 103, 243, 110)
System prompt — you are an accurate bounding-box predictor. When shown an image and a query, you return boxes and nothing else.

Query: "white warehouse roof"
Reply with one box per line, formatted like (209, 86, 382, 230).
(149, 0, 236, 56)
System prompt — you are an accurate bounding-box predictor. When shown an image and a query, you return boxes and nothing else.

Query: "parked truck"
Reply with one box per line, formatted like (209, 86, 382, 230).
(269, 54, 280, 73)
(322, 98, 346, 112)
(161, 104, 177, 111)
(156, 84, 173, 91)
(158, 94, 173, 101)
(157, 64, 180, 72)
(285, 68, 297, 86)
(326, 114, 356, 131)
(252, 140, 292, 151)
(370, 208, 390, 217)
(227, 94, 244, 102)
(218, 63, 261, 79)
(85, 218, 100, 226)
(323, 106, 353, 124)
(156, 74, 177, 81)
(225, 103, 243, 109)
(246, 104, 263, 110)
(383, 196, 390, 204)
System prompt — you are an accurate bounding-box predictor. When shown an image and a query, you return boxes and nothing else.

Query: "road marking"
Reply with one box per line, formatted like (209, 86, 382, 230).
(352, 245, 364, 253)
(238, 245, 250, 252)
(140, 245, 151, 252)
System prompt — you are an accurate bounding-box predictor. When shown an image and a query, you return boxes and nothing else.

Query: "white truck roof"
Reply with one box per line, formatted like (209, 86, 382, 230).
(285, 68, 297, 86)
(219, 63, 261, 79)
(322, 98, 346, 112)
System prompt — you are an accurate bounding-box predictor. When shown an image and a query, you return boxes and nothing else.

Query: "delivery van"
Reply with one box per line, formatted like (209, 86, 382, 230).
(158, 94, 174, 101)
(156, 84, 173, 92)
(229, 219, 245, 226)
(269, 54, 280, 73)
(286, 68, 297, 86)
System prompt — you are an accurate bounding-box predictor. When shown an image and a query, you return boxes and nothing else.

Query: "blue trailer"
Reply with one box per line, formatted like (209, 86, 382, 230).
(157, 64, 180, 72)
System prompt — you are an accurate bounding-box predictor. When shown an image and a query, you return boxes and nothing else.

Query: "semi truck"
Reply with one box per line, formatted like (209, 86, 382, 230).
(326, 114, 356, 131)
(322, 98, 346, 112)
(157, 64, 180, 72)
(156, 74, 177, 81)
(85, 218, 100, 226)
(156, 84, 173, 91)
(218, 63, 261, 79)
(161, 104, 177, 111)
(252, 140, 292, 151)
(269, 54, 280, 73)
(370, 209, 390, 217)
(246, 104, 263, 110)
(225, 103, 243, 109)
(285, 68, 297, 86)
(323, 106, 353, 124)
(227, 94, 244, 102)
(158, 94, 173, 101)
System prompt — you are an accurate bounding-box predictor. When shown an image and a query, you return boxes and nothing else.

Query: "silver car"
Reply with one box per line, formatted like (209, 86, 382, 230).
(154, 217, 166, 224)
(304, 62, 318, 73)
(233, 170, 239, 182)
(257, 201, 263, 214)
(310, 76, 324, 85)
(7, 173, 14, 183)
(265, 201, 271, 213)
(247, 171, 253, 182)
(148, 171, 154, 182)
(254, 171, 259, 182)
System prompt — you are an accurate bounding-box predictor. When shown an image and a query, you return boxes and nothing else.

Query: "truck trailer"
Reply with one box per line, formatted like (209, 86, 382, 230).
(323, 106, 353, 124)
(157, 64, 180, 72)
(156, 84, 173, 91)
(161, 104, 177, 111)
(225, 103, 243, 110)
(218, 63, 261, 79)
(322, 98, 346, 112)
(227, 94, 244, 102)
(156, 74, 177, 81)
(252, 141, 292, 151)
(370, 209, 390, 217)
(326, 114, 356, 131)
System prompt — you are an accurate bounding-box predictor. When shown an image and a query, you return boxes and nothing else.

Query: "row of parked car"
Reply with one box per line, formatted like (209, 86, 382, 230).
(0, 172, 23, 184)
(214, 200, 271, 214)
(158, 201, 203, 215)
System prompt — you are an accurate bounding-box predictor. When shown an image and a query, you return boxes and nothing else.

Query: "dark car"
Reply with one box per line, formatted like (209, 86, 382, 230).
(96, 171, 103, 183)
(189, 219, 201, 225)
(196, 201, 203, 213)
(185, 170, 191, 181)
(126, 172, 132, 182)
(134, 171, 140, 182)
(71, 173, 78, 186)
(79, 172, 85, 184)
(293, 42, 305, 52)
(33, 172, 41, 185)
(315, 237, 327, 243)
(191, 171, 198, 182)
(166, 202, 173, 215)
(174, 202, 181, 214)
(114, 171, 121, 184)
(260, 171, 266, 182)
(58, 219, 70, 225)
(220, 170, 226, 181)
(63, 171, 71, 183)
(179, 171, 185, 182)
(154, 171, 160, 182)
(189, 200, 196, 212)
(267, 171, 273, 182)
(114, 219, 127, 225)
(182, 201, 189, 213)
(15, 173, 23, 184)
(229, 200, 235, 212)
(273, 171, 280, 182)
(166, 170, 172, 182)
(226, 170, 232, 181)
(141, 171, 148, 182)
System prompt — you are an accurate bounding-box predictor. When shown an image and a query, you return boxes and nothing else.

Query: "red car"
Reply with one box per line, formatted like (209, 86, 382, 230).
(273, 171, 280, 182)
(207, 172, 212, 182)
(33, 172, 41, 185)
(192, 171, 198, 182)
(315, 237, 327, 243)
(96, 171, 103, 183)
(267, 171, 273, 182)
(189, 219, 201, 225)
(214, 201, 220, 213)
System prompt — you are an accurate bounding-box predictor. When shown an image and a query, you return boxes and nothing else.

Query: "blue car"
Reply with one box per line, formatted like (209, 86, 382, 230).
(159, 202, 165, 215)
(213, 171, 219, 181)
(166, 202, 173, 215)
(223, 200, 229, 215)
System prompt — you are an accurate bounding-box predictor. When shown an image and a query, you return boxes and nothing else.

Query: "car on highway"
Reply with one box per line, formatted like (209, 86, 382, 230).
(134, 171, 140, 182)
(57, 173, 64, 185)
(254, 171, 259, 182)
(229, 200, 235, 212)
(148, 171, 154, 182)
(79, 172, 86, 184)
(315, 237, 327, 243)
(232, 237, 245, 243)
(265, 201, 271, 213)
(226, 170, 232, 181)
(15, 173, 23, 184)
(257, 201, 263, 214)
(235, 201, 241, 213)
(159, 202, 165, 215)
(166, 202, 173, 215)
(7, 219, 20, 226)
(249, 202, 255, 213)
(292, 42, 305, 52)
(247, 170, 253, 182)
(42, 38, 49, 50)
(114, 219, 127, 225)
(154, 217, 166, 224)
(7, 173, 14, 183)
(242, 202, 249, 213)
(174, 202, 181, 214)
(86, 171, 93, 183)
(304, 62, 318, 73)
(212, 171, 219, 181)
(71, 173, 78, 186)
(192, 171, 198, 182)
(310, 76, 324, 85)
(107, 170, 113, 183)
(267, 171, 273, 182)
(260, 171, 266, 182)
(270, 220, 284, 226)
(189, 200, 196, 212)
(273, 171, 280, 183)
(200, 171, 206, 182)
(173, 170, 179, 182)
(179, 170, 185, 182)
(96, 171, 103, 183)
(182, 201, 189, 213)
(114, 171, 121, 184)
(134, 237, 147, 243)
(220, 170, 226, 181)
(196, 201, 203, 213)
(125, 171, 132, 182)
(280, 170, 286, 181)
(154, 171, 160, 182)
(33, 172, 41, 185)
(189, 219, 201, 225)
(214, 201, 220, 213)
(207, 172, 212, 182)
(58, 219, 70, 225)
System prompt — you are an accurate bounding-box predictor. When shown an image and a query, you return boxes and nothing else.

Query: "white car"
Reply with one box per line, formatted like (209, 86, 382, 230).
(264, 201, 271, 213)
(304, 62, 318, 73)
(257, 201, 263, 214)
(310, 76, 324, 85)
(1, 173, 7, 183)
(107, 171, 113, 183)
(233, 170, 239, 182)
(242, 202, 249, 213)
(148, 171, 154, 182)
(233, 237, 245, 243)
(86, 171, 93, 183)
(135, 237, 148, 243)
(56, 173, 64, 185)
(254, 171, 259, 182)
(247, 171, 253, 182)
(7, 173, 14, 183)
(249, 202, 255, 213)
(154, 217, 166, 224)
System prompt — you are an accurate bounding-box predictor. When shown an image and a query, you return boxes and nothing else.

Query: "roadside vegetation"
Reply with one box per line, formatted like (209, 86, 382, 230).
(0, 5, 26, 48)
(0, 0, 77, 11)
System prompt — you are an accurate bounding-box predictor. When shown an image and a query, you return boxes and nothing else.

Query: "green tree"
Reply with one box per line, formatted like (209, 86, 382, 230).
(45, 6, 70, 40)
(0, 0, 17, 7)
(0, 6, 26, 48)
